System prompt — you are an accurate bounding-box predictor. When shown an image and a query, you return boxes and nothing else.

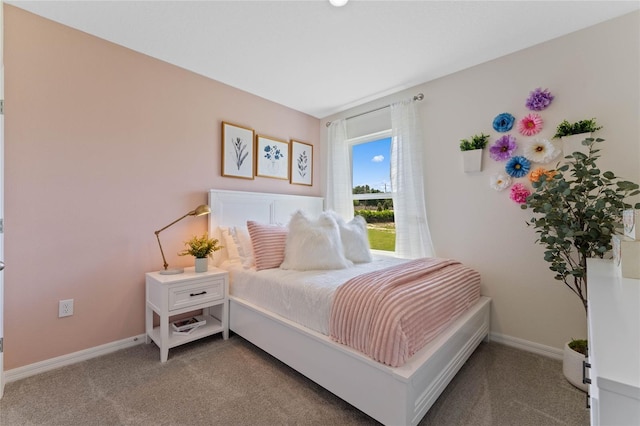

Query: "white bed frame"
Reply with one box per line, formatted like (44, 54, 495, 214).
(208, 189, 491, 426)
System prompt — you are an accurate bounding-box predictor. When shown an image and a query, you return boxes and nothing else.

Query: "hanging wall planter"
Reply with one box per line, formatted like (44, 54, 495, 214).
(459, 133, 489, 173)
(462, 149, 483, 172)
(553, 118, 602, 158)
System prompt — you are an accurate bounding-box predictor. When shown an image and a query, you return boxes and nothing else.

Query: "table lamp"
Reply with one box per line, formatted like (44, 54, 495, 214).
(154, 204, 211, 274)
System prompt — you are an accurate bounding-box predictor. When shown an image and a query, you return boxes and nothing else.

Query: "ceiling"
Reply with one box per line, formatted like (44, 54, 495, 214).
(7, 1, 640, 118)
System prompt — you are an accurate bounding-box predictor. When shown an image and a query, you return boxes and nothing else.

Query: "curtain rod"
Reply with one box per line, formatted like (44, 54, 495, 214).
(325, 93, 423, 127)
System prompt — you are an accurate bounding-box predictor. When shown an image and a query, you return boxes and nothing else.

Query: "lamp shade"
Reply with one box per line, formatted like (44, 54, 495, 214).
(192, 204, 211, 217)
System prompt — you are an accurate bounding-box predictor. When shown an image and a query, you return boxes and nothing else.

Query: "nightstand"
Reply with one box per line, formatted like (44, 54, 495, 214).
(145, 267, 229, 362)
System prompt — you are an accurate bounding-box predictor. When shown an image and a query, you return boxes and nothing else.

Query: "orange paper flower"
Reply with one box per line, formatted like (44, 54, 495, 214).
(529, 168, 556, 183)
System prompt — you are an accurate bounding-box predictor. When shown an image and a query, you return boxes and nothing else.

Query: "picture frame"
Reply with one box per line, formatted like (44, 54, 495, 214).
(221, 121, 255, 179)
(256, 135, 289, 180)
(290, 140, 313, 186)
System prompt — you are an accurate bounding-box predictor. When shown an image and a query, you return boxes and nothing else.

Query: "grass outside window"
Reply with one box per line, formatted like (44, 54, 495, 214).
(367, 223, 395, 251)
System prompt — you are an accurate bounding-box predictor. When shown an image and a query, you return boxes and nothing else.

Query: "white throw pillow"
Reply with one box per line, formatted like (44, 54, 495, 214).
(209, 226, 228, 267)
(328, 212, 373, 263)
(221, 227, 240, 262)
(280, 210, 352, 271)
(231, 227, 255, 269)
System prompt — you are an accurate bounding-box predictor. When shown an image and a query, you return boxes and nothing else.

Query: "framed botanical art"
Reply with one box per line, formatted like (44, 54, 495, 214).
(221, 121, 255, 179)
(256, 135, 289, 180)
(290, 140, 313, 186)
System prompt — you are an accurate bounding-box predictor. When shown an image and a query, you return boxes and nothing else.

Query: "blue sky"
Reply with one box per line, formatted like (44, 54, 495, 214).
(352, 137, 391, 192)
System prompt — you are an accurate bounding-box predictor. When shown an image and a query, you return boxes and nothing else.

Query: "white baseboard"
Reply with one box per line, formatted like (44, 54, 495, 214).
(3, 331, 561, 384)
(489, 332, 563, 360)
(5, 334, 146, 383)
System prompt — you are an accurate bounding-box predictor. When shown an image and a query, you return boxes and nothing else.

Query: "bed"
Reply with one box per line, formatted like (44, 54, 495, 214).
(208, 189, 491, 426)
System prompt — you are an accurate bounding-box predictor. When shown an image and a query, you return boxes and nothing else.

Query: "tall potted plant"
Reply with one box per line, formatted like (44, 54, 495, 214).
(522, 137, 639, 390)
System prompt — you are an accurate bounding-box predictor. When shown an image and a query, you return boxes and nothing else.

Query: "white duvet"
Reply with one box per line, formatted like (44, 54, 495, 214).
(222, 254, 408, 335)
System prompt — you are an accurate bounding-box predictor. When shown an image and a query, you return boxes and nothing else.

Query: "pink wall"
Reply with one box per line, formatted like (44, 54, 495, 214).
(4, 5, 320, 369)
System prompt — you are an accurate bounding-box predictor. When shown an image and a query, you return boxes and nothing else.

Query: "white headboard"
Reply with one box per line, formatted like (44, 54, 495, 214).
(208, 189, 324, 231)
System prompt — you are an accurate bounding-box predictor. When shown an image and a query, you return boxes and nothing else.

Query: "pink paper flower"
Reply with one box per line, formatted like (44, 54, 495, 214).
(510, 183, 531, 204)
(518, 113, 543, 136)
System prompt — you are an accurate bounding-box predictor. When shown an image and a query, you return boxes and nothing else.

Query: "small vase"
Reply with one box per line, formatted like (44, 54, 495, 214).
(194, 258, 208, 273)
(562, 342, 588, 392)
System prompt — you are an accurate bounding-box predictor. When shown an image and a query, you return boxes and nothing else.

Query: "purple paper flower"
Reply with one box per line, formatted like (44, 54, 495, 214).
(489, 135, 517, 161)
(525, 88, 554, 111)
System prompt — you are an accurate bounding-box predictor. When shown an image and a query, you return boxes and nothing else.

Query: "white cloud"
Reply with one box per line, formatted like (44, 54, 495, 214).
(372, 155, 384, 163)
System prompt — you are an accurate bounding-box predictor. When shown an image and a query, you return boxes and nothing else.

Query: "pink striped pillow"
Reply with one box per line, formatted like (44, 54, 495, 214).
(247, 221, 288, 270)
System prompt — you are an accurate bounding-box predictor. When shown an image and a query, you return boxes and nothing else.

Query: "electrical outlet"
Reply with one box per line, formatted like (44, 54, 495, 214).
(59, 299, 74, 317)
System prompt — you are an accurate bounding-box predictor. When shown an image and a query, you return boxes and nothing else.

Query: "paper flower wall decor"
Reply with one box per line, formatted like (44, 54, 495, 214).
(525, 88, 554, 111)
(509, 183, 531, 204)
(523, 138, 559, 163)
(529, 168, 557, 183)
(492, 113, 515, 132)
(518, 113, 543, 136)
(505, 156, 531, 178)
(490, 173, 512, 191)
(489, 135, 517, 161)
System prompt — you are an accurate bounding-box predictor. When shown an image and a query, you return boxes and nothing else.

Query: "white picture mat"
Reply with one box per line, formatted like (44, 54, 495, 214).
(222, 122, 254, 179)
(290, 140, 313, 185)
(256, 136, 289, 179)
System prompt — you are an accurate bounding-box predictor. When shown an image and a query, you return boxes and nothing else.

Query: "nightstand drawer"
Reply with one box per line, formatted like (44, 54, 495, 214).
(168, 279, 224, 311)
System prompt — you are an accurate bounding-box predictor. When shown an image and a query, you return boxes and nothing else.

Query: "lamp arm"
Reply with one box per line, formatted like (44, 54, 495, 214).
(155, 231, 169, 271)
(153, 211, 194, 235)
(153, 211, 195, 271)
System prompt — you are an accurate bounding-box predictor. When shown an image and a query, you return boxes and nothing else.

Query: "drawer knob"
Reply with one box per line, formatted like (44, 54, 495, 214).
(190, 291, 207, 297)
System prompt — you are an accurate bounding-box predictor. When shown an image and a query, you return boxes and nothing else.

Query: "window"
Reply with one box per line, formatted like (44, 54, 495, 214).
(350, 132, 395, 252)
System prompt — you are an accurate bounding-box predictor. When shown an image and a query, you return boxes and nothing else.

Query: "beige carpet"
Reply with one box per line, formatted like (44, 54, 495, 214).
(0, 335, 589, 425)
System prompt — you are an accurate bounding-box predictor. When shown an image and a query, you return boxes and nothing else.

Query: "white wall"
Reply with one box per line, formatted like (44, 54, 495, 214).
(321, 11, 640, 353)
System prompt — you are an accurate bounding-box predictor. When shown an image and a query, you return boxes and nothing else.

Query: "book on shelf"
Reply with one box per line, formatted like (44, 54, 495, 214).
(171, 316, 206, 332)
(172, 324, 201, 336)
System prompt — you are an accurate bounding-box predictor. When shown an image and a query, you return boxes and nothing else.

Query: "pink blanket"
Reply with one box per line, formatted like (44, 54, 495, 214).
(329, 258, 481, 367)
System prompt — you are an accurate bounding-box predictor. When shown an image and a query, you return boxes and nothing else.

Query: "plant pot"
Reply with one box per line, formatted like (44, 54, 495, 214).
(562, 341, 588, 392)
(561, 132, 591, 158)
(194, 258, 208, 273)
(462, 149, 483, 173)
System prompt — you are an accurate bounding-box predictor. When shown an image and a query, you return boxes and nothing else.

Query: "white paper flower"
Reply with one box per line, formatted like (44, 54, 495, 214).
(523, 138, 560, 163)
(490, 173, 512, 191)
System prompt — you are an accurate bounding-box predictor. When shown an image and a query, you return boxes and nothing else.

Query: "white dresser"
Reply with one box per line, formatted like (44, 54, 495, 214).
(587, 258, 640, 425)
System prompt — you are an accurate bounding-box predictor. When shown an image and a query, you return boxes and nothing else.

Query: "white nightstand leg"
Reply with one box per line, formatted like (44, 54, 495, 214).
(222, 302, 229, 340)
(145, 305, 152, 344)
(160, 316, 169, 362)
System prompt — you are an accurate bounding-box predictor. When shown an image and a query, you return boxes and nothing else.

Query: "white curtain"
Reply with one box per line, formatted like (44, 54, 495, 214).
(390, 100, 435, 258)
(326, 119, 354, 219)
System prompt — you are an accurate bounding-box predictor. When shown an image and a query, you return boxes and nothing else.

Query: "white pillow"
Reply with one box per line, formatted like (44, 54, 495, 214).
(280, 210, 352, 271)
(327, 212, 373, 263)
(221, 227, 240, 262)
(209, 227, 229, 267)
(231, 227, 255, 269)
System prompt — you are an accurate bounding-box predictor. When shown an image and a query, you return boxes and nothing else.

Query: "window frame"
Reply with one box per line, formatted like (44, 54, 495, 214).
(349, 129, 395, 255)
